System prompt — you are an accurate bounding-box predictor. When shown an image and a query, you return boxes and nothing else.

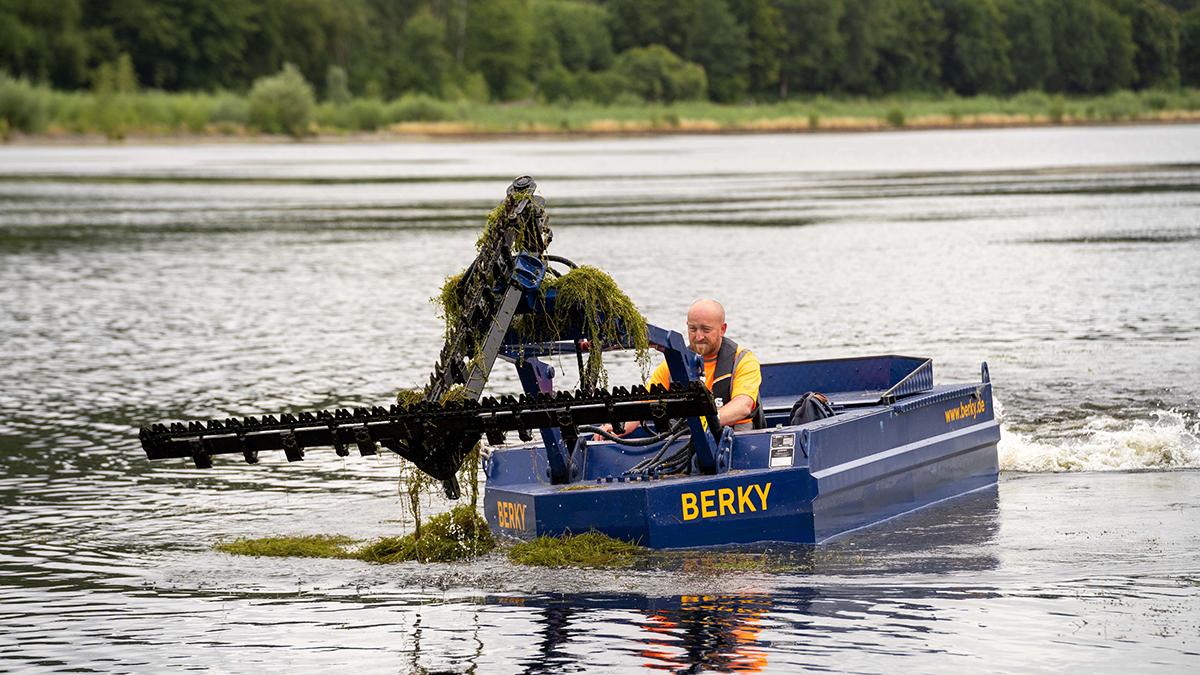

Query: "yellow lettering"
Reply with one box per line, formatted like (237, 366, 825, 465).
(753, 482, 771, 511)
(497, 501, 528, 530)
(737, 485, 756, 512)
(717, 488, 735, 516)
(682, 492, 699, 521)
(682, 483, 774, 521)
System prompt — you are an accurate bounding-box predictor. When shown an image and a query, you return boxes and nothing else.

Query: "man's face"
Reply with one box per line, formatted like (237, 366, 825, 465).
(687, 305, 726, 358)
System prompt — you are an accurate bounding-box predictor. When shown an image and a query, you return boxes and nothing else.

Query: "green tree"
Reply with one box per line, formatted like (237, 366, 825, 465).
(326, 65, 350, 103)
(88, 0, 261, 90)
(1047, 0, 1136, 92)
(529, 0, 614, 97)
(1106, 0, 1181, 88)
(684, 0, 750, 101)
(727, 0, 785, 97)
(1182, 6, 1200, 85)
(777, 0, 845, 96)
(93, 52, 139, 94)
(394, 9, 453, 97)
(936, 0, 1012, 95)
(466, 0, 533, 100)
(873, 0, 945, 93)
(249, 62, 315, 137)
(613, 44, 707, 102)
(997, 0, 1057, 91)
(605, 0, 690, 54)
(533, 0, 614, 72)
(0, 0, 90, 88)
(837, 0, 885, 93)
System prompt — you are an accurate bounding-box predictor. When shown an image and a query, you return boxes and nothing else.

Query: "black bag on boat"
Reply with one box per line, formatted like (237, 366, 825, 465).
(789, 392, 835, 426)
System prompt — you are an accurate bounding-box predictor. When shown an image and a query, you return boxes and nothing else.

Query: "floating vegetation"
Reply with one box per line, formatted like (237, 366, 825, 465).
(355, 505, 495, 563)
(213, 534, 353, 559)
(508, 531, 645, 569)
(696, 552, 796, 573)
(214, 507, 493, 564)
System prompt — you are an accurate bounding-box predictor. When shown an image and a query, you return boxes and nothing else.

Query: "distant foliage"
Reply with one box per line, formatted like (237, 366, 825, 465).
(0, 0, 1194, 102)
(0, 72, 47, 133)
(614, 45, 707, 103)
(325, 65, 350, 104)
(248, 63, 315, 137)
(1179, 6, 1200, 85)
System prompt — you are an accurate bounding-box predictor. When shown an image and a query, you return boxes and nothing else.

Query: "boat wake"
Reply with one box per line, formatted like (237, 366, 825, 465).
(997, 400, 1200, 472)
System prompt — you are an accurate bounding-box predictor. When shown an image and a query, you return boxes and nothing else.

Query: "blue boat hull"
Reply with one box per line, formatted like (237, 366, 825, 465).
(483, 356, 1000, 548)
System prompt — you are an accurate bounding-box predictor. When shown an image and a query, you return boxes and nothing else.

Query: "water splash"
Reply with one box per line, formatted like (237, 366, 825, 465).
(998, 403, 1200, 472)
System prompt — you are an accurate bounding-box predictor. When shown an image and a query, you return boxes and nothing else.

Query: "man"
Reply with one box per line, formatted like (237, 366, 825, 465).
(603, 298, 762, 438)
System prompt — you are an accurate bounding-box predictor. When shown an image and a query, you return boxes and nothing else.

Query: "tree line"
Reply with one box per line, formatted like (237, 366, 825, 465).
(3, 0, 1200, 105)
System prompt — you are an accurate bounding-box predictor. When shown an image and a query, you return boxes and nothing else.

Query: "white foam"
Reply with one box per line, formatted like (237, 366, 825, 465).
(996, 399, 1200, 472)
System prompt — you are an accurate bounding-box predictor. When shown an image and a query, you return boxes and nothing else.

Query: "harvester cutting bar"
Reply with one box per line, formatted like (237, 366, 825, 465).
(139, 381, 717, 480)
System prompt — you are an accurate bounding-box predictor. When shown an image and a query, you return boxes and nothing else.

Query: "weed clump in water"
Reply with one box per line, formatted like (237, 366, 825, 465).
(508, 531, 644, 568)
(214, 534, 353, 559)
(355, 505, 495, 563)
(213, 506, 493, 563)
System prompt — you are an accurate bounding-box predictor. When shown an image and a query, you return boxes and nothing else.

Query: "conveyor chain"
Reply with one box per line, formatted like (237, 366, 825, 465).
(424, 175, 551, 403)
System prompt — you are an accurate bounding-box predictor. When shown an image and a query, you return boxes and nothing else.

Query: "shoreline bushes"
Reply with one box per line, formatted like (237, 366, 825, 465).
(2, 74, 1198, 141)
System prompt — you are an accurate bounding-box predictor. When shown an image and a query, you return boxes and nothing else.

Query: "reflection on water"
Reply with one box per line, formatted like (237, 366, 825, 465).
(1, 127, 1199, 671)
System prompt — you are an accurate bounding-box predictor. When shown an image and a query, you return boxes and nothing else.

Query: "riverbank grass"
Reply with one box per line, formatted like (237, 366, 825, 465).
(4, 73, 1199, 140)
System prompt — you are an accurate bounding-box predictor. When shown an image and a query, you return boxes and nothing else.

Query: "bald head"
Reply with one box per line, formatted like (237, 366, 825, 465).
(688, 298, 725, 324)
(686, 298, 727, 358)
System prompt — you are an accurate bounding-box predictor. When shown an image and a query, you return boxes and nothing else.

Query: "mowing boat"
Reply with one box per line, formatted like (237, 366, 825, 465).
(138, 176, 999, 548)
(484, 341, 999, 547)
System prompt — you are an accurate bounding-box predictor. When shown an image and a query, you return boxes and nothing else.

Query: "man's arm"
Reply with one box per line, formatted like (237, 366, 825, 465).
(717, 394, 755, 427)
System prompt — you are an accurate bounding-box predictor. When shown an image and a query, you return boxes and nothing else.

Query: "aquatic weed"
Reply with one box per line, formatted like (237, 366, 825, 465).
(508, 531, 644, 569)
(213, 534, 353, 559)
(212, 507, 494, 564)
(543, 265, 651, 387)
(354, 505, 495, 563)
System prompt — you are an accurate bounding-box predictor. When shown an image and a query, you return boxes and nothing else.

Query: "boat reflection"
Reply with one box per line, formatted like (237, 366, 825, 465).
(500, 485, 1001, 673)
(638, 593, 772, 672)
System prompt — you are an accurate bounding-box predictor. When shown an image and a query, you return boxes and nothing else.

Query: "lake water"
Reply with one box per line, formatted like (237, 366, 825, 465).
(1, 126, 1198, 672)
